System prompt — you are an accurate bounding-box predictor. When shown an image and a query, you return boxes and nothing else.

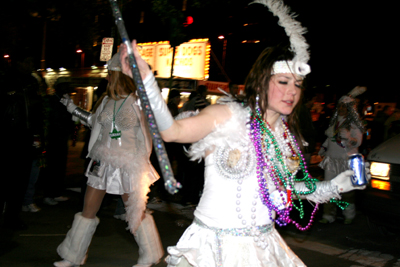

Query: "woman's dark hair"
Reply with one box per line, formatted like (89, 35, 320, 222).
(242, 45, 305, 148)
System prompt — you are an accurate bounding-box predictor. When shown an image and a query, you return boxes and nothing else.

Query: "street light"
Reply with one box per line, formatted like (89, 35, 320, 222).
(76, 49, 85, 68)
(218, 35, 227, 68)
(4, 54, 11, 66)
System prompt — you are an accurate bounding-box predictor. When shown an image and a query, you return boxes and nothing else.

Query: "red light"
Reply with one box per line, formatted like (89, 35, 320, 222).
(4, 54, 10, 58)
(76, 49, 83, 53)
(184, 16, 193, 27)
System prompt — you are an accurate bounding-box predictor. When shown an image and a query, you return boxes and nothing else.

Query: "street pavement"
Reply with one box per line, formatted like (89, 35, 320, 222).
(1, 141, 400, 267)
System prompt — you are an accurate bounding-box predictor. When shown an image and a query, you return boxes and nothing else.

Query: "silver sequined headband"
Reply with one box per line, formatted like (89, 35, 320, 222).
(107, 51, 121, 71)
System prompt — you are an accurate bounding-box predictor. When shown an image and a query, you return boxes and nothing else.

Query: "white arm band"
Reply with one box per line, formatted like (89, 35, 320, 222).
(143, 74, 174, 131)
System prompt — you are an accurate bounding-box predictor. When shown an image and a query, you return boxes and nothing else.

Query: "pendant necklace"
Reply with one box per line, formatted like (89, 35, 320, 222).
(109, 94, 131, 139)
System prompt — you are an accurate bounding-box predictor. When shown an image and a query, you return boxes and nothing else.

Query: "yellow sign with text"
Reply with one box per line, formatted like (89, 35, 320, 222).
(138, 39, 210, 80)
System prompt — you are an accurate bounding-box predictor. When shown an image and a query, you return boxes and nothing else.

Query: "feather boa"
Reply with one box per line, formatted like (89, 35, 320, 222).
(188, 101, 250, 161)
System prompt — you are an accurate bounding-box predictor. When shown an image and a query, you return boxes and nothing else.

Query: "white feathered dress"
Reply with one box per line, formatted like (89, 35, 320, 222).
(166, 101, 340, 267)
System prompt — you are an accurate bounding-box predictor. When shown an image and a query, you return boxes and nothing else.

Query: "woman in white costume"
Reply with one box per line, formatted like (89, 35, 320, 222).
(54, 52, 164, 267)
(121, 1, 369, 265)
(319, 87, 366, 225)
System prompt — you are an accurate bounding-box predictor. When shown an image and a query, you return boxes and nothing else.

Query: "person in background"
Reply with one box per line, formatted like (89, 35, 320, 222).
(182, 84, 210, 112)
(53, 52, 163, 267)
(0, 54, 42, 230)
(42, 82, 73, 206)
(318, 86, 366, 225)
(167, 89, 181, 117)
(21, 71, 47, 213)
(298, 93, 317, 167)
(228, 82, 239, 97)
(181, 91, 197, 111)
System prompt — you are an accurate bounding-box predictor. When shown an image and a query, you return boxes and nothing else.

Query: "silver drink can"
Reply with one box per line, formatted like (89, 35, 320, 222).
(348, 153, 368, 186)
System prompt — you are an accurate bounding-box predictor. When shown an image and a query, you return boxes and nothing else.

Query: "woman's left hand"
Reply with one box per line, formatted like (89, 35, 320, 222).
(119, 40, 152, 81)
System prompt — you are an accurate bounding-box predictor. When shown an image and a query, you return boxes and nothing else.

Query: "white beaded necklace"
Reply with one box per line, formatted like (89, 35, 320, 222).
(234, 115, 299, 250)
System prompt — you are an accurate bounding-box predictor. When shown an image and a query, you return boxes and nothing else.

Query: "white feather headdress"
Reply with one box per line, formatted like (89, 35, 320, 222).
(348, 86, 367, 98)
(340, 86, 367, 104)
(251, 0, 311, 76)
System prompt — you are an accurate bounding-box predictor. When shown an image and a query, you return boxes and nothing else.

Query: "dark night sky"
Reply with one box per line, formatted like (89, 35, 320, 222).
(137, 0, 396, 103)
(216, 0, 398, 103)
(1, 0, 397, 103)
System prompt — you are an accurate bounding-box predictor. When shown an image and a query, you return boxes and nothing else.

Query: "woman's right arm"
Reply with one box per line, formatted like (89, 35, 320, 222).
(120, 41, 231, 144)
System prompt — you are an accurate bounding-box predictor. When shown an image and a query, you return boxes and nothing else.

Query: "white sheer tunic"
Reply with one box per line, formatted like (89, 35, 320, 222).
(86, 95, 151, 195)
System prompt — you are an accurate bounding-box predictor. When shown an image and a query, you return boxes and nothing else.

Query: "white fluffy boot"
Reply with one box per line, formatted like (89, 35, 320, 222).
(133, 212, 164, 267)
(55, 212, 100, 266)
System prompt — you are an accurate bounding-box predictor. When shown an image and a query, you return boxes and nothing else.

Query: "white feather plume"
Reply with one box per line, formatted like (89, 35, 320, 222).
(251, 0, 310, 64)
(347, 86, 367, 98)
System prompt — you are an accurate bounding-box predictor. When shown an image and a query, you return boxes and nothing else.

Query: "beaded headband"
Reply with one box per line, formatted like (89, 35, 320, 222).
(271, 60, 310, 77)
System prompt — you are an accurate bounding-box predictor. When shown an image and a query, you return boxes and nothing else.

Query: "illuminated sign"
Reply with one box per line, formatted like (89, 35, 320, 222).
(100, 38, 114, 62)
(138, 39, 210, 80)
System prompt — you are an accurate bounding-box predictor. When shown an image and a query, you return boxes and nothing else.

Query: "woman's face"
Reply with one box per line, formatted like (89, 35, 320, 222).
(337, 103, 348, 116)
(266, 73, 302, 117)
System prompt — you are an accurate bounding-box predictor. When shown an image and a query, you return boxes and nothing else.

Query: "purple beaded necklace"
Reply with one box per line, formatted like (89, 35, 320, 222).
(249, 100, 319, 231)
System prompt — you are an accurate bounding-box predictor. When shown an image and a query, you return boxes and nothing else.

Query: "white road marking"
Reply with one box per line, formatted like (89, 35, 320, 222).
(285, 236, 395, 267)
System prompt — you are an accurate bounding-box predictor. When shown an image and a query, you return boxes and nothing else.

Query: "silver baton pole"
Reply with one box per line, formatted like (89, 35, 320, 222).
(109, 0, 181, 194)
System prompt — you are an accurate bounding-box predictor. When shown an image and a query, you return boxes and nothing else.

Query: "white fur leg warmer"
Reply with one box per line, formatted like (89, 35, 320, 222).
(57, 212, 99, 265)
(134, 213, 164, 266)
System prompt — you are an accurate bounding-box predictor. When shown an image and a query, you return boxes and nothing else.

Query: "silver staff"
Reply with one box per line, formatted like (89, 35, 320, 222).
(109, 0, 181, 194)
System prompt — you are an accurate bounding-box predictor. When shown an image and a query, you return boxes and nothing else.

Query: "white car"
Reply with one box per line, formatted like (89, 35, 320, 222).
(363, 134, 400, 230)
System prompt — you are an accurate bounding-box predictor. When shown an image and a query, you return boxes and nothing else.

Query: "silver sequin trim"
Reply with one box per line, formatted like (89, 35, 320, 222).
(215, 143, 256, 180)
(194, 217, 273, 267)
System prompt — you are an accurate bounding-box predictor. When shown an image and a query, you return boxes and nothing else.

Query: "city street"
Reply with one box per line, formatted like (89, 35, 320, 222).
(1, 141, 400, 267)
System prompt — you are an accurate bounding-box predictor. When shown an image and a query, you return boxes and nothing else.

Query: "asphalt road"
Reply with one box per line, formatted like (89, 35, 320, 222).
(1, 141, 399, 267)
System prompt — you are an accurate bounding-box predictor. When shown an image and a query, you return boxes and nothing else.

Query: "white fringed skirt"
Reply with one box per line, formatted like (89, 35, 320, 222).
(166, 218, 306, 267)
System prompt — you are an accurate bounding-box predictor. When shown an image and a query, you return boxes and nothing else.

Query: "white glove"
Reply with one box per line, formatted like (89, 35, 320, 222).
(60, 94, 78, 113)
(331, 170, 366, 194)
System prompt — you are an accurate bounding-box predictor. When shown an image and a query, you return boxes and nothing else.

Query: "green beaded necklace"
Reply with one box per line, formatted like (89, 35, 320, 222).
(109, 94, 131, 139)
(255, 111, 318, 219)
